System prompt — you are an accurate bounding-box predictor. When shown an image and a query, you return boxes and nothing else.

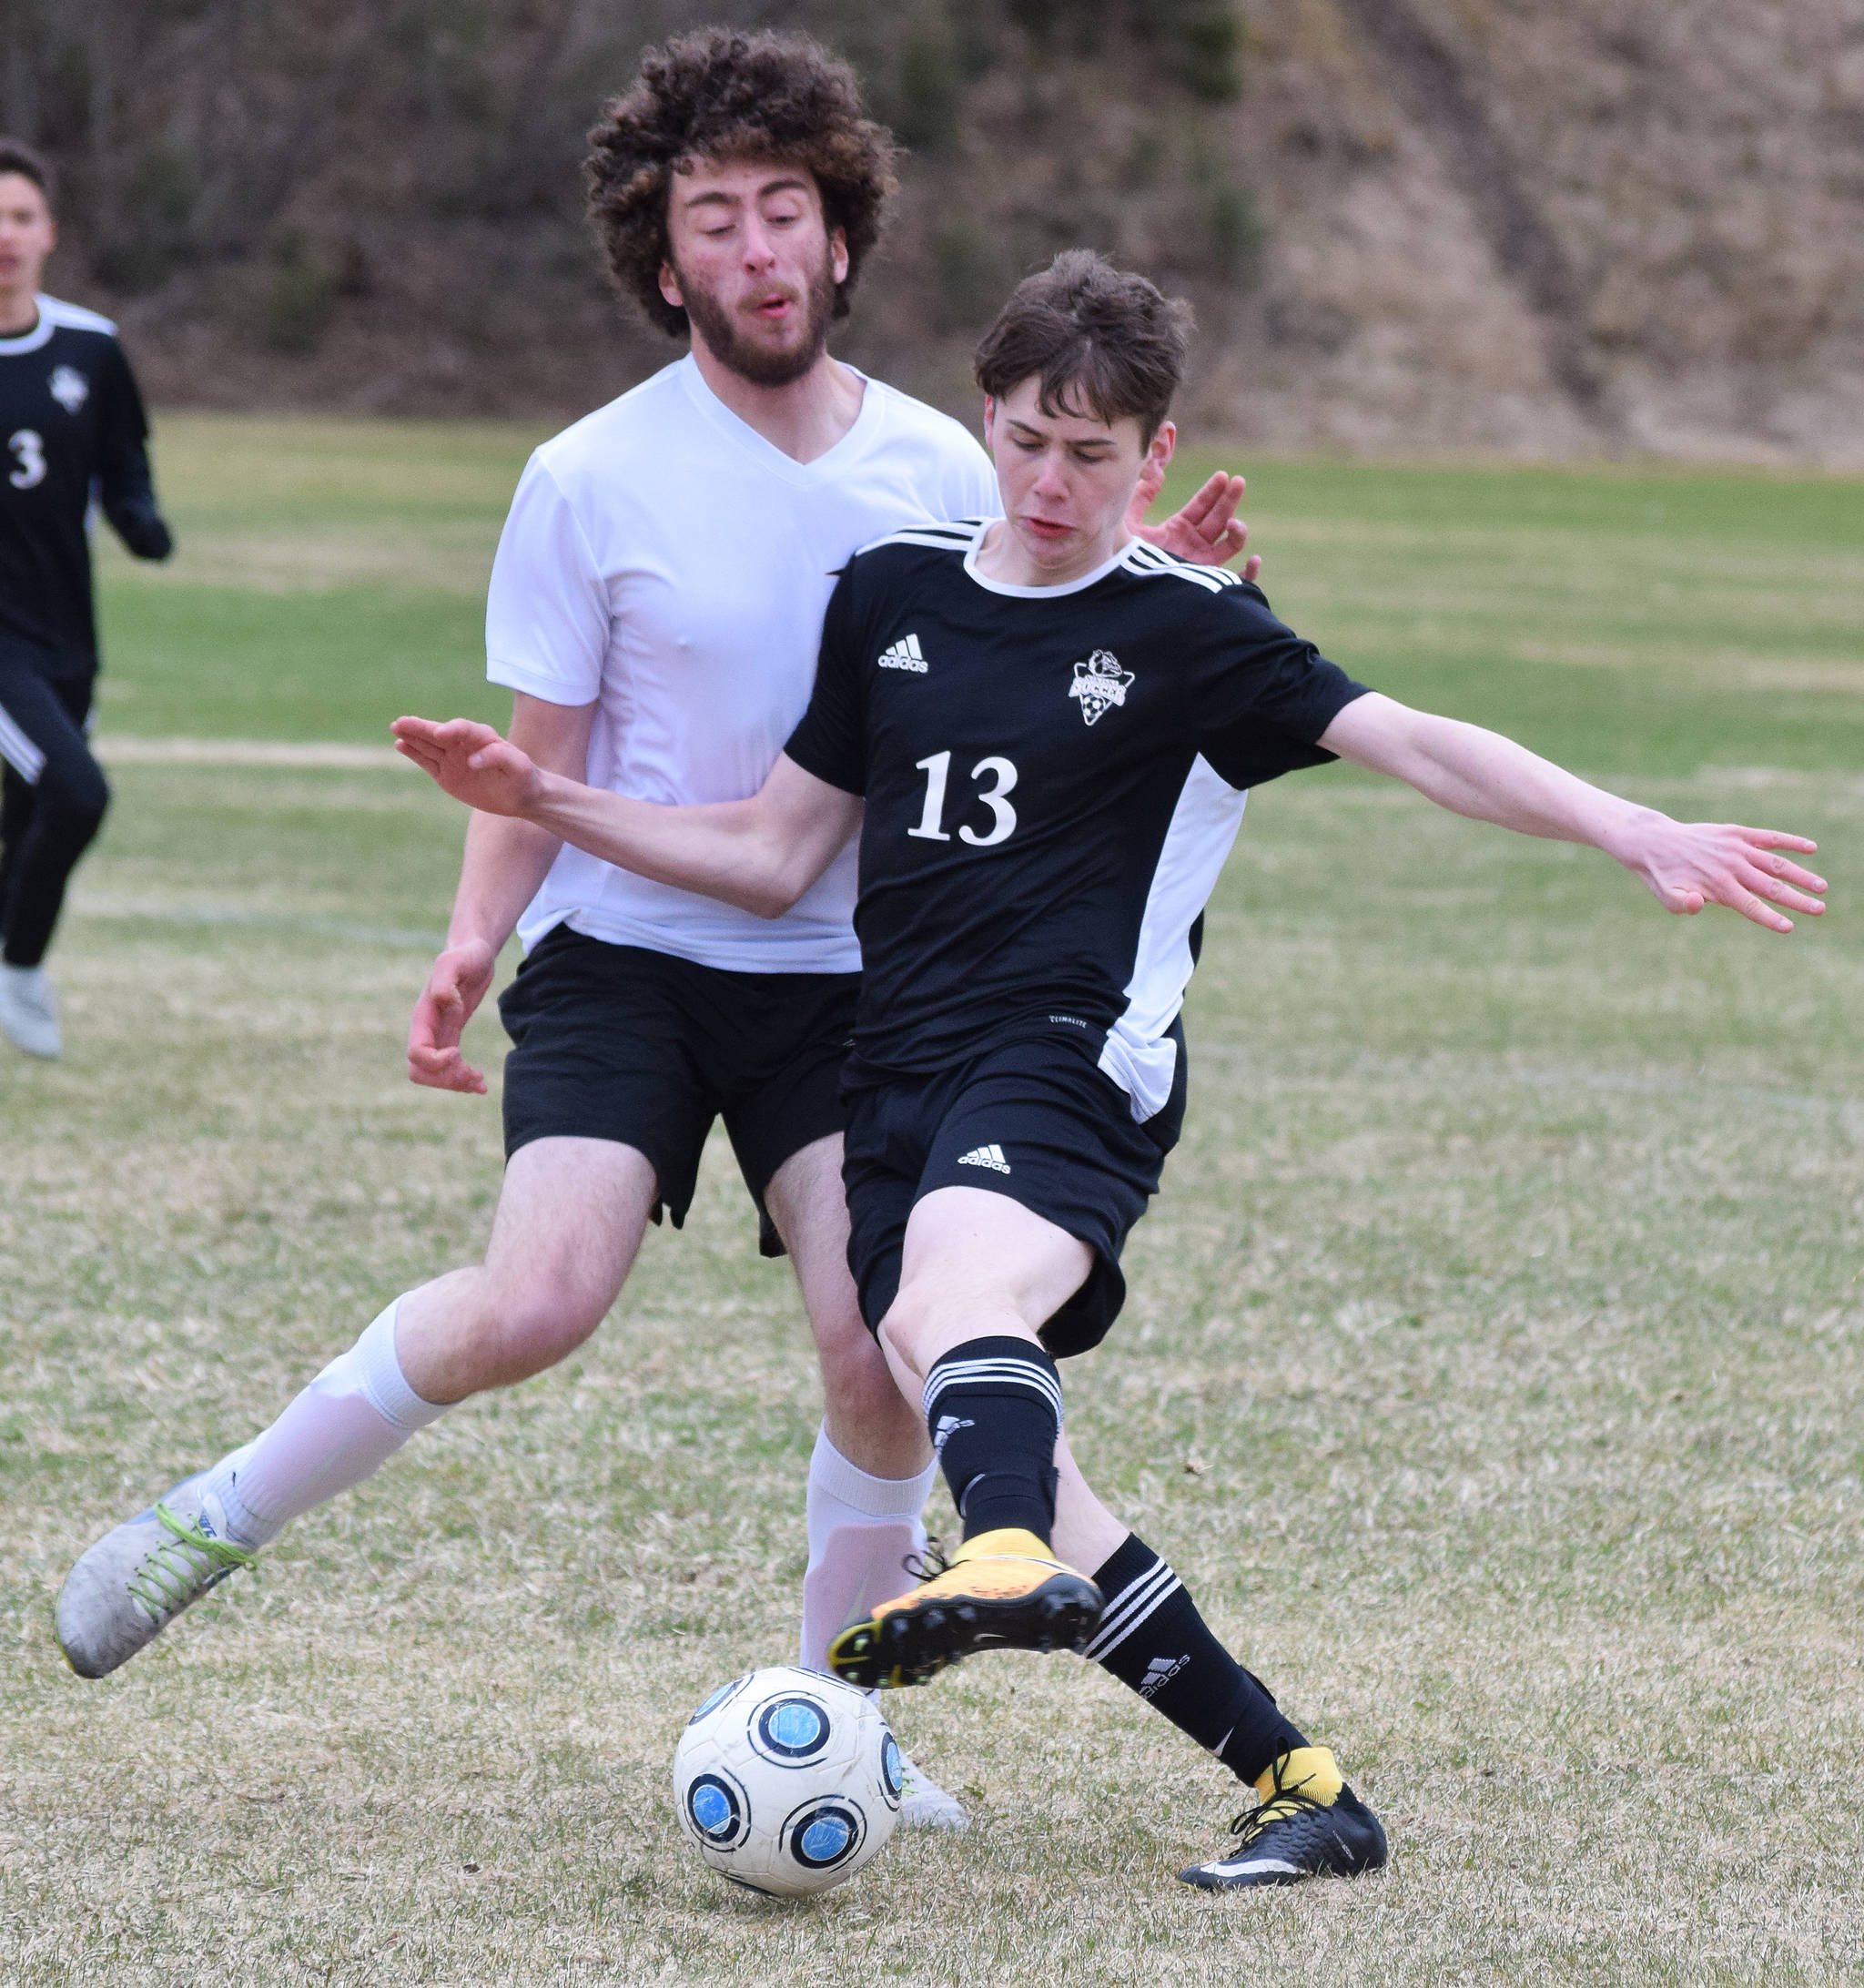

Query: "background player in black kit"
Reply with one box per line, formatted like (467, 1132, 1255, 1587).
(396, 252, 1827, 1892)
(0, 140, 172, 1060)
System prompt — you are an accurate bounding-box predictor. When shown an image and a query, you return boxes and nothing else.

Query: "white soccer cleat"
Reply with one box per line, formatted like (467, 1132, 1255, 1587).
(56, 1473, 256, 1679)
(897, 1751, 970, 1831)
(0, 962, 61, 1058)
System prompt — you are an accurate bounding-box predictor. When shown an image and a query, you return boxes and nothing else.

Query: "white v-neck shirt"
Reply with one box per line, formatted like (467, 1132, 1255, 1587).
(485, 354, 998, 969)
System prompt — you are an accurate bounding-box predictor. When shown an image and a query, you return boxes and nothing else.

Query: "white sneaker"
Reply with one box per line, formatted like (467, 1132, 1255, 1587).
(897, 1751, 970, 1831)
(0, 962, 61, 1058)
(56, 1473, 257, 1679)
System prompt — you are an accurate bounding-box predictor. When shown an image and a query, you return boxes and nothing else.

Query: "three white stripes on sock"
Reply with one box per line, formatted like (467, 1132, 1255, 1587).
(922, 1356, 1066, 1433)
(1081, 1557, 1183, 1661)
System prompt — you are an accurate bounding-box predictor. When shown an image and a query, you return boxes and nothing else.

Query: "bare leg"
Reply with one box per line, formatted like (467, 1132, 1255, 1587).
(876, 1184, 1092, 1390)
(208, 1138, 655, 1545)
(397, 1136, 658, 1403)
(1050, 1434, 1130, 1574)
(764, 1132, 927, 1478)
(55, 1137, 661, 1678)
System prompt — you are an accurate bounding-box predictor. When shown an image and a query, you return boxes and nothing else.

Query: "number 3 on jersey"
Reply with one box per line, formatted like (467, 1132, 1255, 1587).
(8, 429, 46, 490)
(908, 750, 1018, 847)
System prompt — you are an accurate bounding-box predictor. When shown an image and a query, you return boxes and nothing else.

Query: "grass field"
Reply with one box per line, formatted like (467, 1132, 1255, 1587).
(2, 412, 1861, 1985)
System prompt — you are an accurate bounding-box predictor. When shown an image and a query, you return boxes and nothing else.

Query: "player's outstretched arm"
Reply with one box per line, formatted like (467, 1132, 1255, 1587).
(392, 716, 862, 920)
(1317, 693, 1828, 934)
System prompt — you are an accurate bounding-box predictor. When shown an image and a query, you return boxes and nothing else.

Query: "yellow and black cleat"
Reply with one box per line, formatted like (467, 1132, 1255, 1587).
(827, 1527, 1103, 1689)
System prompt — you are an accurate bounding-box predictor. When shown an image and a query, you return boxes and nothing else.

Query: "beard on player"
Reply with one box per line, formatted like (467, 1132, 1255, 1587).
(672, 236, 838, 390)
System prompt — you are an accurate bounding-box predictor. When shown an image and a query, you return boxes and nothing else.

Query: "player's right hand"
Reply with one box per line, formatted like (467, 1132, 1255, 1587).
(408, 936, 498, 1093)
(393, 716, 542, 819)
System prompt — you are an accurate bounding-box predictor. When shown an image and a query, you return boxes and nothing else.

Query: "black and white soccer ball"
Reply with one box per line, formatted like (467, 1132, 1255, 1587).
(672, 1666, 903, 1897)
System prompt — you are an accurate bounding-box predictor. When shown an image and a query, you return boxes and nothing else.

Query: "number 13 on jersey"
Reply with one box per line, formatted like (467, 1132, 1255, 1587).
(908, 751, 1018, 847)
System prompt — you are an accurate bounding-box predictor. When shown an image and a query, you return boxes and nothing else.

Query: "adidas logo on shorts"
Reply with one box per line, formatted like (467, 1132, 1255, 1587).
(877, 633, 927, 673)
(956, 1143, 1011, 1174)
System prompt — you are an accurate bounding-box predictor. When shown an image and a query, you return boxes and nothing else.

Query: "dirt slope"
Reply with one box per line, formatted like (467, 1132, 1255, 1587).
(5, 0, 1860, 462)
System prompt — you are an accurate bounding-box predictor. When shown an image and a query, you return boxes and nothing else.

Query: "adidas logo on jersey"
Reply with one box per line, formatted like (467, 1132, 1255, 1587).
(1139, 1652, 1190, 1698)
(877, 633, 927, 673)
(956, 1143, 1011, 1174)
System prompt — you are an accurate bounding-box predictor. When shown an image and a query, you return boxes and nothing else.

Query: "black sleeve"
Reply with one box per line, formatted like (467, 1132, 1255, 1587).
(94, 341, 172, 562)
(1190, 578, 1368, 790)
(783, 563, 871, 796)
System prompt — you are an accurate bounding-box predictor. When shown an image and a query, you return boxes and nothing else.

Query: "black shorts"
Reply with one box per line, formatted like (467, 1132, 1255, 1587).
(498, 926, 860, 1256)
(840, 1028, 1187, 1359)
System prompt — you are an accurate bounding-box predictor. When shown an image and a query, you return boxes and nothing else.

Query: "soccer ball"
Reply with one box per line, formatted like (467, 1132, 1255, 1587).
(672, 1666, 902, 1897)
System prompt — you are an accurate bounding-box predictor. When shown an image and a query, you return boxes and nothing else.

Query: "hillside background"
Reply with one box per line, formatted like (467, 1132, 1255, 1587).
(4, 0, 1862, 463)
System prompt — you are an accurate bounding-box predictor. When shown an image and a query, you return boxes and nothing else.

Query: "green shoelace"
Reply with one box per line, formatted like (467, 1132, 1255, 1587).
(126, 1501, 257, 1618)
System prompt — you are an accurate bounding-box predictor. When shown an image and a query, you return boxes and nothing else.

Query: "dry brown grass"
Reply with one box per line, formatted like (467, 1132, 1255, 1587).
(2, 750, 1859, 1985)
(7, 429, 1863, 1982)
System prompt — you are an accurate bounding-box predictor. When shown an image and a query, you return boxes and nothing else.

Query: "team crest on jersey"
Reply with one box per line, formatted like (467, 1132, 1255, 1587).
(48, 365, 88, 415)
(1068, 649, 1134, 725)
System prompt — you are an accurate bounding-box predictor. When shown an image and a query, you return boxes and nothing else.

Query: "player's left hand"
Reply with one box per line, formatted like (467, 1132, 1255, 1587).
(1625, 818, 1827, 933)
(392, 715, 542, 817)
(1128, 467, 1261, 581)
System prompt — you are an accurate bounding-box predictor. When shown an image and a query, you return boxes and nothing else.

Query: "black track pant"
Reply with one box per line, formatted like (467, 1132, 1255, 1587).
(0, 663, 108, 969)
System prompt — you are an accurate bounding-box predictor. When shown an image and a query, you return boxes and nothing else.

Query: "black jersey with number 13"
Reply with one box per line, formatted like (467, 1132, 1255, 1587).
(783, 518, 1369, 1122)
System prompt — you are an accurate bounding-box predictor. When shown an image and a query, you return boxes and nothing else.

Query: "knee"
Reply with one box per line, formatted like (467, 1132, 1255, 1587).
(45, 765, 108, 846)
(473, 1283, 608, 1385)
(876, 1285, 937, 1376)
(820, 1323, 907, 1418)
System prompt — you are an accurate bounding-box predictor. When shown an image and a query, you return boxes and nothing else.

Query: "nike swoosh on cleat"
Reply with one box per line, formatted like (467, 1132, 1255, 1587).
(1207, 1857, 1304, 1878)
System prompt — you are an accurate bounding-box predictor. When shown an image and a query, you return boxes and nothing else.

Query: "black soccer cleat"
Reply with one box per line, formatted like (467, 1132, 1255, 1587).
(1178, 1747, 1388, 1892)
(826, 1527, 1103, 1689)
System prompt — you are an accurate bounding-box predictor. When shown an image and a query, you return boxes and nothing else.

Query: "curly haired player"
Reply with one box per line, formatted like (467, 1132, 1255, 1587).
(56, 33, 1252, 1834)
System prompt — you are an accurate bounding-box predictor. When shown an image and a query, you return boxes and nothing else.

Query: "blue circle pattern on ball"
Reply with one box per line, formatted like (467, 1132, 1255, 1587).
(882, 1735, 904, 1800)
(688, 1676, 746, 1725)
(801, 1812, 852, 1863)
(685, 1774, 744, 1844)
(788, 1802, 862, 1868)
(758, 1697, 830, 1758)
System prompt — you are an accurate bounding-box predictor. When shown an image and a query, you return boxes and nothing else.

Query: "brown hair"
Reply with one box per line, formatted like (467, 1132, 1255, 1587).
(585, 28, 898, 339)
(974, 250, 1193, 443)
(0, 138, 55, 210)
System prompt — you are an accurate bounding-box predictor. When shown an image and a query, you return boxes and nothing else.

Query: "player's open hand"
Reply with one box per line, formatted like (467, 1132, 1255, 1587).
(393, 716, 542, 818)
(1128, 468, 1262, 582)
(1626, 819, 1827, 933)
(407, 935, 498, 1093)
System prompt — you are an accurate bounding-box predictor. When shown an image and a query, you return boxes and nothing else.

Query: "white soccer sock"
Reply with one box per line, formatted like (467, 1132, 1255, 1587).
(202, 1298, 449, 1549)
(799, 1425, 937, 1673)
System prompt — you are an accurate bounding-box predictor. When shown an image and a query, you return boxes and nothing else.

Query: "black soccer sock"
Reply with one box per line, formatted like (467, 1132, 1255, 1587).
(1086, 1534, 1308, 1786)
(922, 1335, 1064, 1543)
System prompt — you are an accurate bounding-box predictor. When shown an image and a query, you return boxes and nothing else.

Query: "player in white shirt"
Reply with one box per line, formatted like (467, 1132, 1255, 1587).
(55, 33, 1251, 1820)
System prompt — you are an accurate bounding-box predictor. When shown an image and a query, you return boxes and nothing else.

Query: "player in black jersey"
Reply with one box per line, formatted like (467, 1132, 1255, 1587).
(395, 253, 1826, 1890)
(0, 140, 172, 1059)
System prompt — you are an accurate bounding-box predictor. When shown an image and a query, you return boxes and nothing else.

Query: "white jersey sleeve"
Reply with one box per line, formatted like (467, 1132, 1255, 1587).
(484, 454, 610, 706)
(954, 440, 1000, 521)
